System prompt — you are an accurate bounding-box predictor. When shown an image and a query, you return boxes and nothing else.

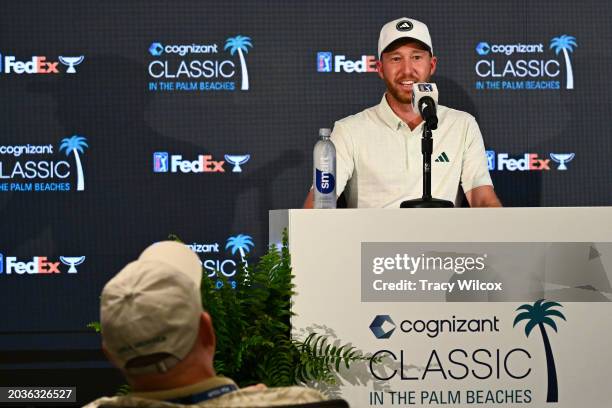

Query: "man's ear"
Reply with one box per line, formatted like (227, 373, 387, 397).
(199, 311, 216, 351)
(429, 55, 438, 76)
(102, 342, 123, 371)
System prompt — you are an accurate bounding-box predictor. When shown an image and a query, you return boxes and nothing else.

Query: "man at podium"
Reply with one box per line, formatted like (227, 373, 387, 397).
(304, 17, 501, 208)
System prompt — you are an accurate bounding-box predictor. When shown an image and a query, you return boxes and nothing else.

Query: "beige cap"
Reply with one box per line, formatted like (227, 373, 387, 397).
(101, 241, 203, 374)
(378, 17, 433, 58)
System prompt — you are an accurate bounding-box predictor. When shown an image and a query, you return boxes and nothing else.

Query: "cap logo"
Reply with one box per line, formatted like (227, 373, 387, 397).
(396, 20, 413, 32)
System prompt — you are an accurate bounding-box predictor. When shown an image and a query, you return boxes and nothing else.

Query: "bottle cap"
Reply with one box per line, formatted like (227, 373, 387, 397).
(319, 128, 331, 137)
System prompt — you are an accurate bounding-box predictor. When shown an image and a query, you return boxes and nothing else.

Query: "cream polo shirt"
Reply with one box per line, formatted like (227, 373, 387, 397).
(331, 95, 493, 208)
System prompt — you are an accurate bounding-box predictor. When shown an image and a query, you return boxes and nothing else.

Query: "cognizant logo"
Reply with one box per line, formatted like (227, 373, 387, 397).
(474, 35, 577, 90)
(148, 42, 218, 57)
(0, 135, 89, 193)
(187, 234, 255, 289)
(367, 312, 531, 386)
(147, 35, 253, 92)
(0, 144, 53, 157)
(370, 315, 500, 339)
(400, 316, 500, 338)
(475, 42, 544, 56)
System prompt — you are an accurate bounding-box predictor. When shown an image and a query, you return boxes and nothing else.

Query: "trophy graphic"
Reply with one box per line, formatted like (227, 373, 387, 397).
(550, 153, 575, 170)
(58, 56, 85, 73)
(224, 154, 250, 172)
(60, 256, 86, 273)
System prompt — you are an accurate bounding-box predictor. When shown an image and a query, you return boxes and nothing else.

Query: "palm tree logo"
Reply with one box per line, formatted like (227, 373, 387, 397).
(224, 35, 253, 91)
(514, 299, 566, 403)
(225, 234, 255, 266)
(59, 135, 88, 191)
(550, 35, 577, 90)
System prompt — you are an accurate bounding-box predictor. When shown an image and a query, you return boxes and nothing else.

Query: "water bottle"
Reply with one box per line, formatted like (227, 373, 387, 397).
(313, 128, 336, 209)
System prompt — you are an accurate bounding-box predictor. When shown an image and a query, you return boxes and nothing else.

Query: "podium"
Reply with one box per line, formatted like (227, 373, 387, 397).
(270, 208, 612, 407)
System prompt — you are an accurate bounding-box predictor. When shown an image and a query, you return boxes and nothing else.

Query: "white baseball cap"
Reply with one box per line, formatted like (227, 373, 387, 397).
(101, 241, 203, 375)
(378, 17, 433, 58)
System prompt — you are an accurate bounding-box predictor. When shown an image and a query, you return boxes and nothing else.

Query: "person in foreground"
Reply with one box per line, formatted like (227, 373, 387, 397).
(304, 17, 501, 208)
(85, 241, 326, 407)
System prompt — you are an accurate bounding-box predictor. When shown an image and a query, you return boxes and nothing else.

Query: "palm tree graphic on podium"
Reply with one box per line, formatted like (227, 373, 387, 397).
(550, 35, 577, 90)
(514, 299, 566, 403)
(59, 135, 88, 191)
(226, 234, 255, 267)
(225, 35, 253, 90)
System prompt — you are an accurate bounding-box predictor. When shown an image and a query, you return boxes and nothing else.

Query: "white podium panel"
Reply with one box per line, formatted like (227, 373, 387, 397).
(270, 208, 612, 408)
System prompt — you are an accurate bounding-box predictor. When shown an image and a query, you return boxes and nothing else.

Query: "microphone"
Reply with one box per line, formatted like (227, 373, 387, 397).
(401, 81, 453, 208)
(411, 83, 439, 130)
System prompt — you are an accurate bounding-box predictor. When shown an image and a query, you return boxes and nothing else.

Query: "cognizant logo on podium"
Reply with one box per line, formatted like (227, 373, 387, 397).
(367, 301, 567, 404)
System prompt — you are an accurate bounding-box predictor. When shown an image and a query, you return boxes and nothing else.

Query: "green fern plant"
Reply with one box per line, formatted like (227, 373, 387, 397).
(197, 230, 370, 387)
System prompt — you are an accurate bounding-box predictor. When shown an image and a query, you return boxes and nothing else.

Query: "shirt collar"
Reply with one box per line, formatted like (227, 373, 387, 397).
(377, 93, 434, 134)
(377, 94, 404, 131)
(377, 93, 423, 132)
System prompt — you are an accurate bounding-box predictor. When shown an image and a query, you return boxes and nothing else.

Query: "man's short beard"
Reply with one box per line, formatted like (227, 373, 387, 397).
(384, 78, 412, 104)
(387, 86, 412, 104)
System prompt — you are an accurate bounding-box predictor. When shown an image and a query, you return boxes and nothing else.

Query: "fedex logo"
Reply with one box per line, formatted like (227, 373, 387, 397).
(317, 52, 377, 73)
(0, 254, 85, 275)
(490, 152, 550, 171)
(0, 53, 84, 74)
(1, 55, 60, 74)
(172, 155, 225, 173)
(1, 256, 60, 274)
(154, 152, 253, 174)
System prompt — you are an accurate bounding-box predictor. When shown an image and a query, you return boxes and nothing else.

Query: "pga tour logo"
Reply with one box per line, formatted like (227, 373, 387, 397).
(317, 52, 333, 72)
